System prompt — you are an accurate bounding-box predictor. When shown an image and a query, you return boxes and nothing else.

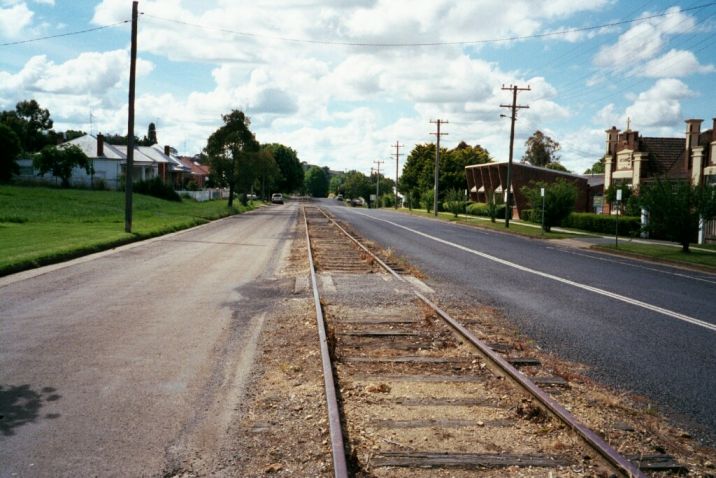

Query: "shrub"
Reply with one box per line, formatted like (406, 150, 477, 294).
(422, 189, 435, 213)
(133, 177, 181, 202)
(443, 189, 467, 217)
(561, 212, 641, 236)
(521, 179, 577, 232)
(466, 202, 506, 219)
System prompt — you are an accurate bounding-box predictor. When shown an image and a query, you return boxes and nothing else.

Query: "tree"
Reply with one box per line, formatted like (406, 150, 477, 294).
(342, 170, 372, 203)
(521, 179, 577, 232)
(254, 149, 281, 199)
(522, 130, 560, 167)
(33, 144, 93, 188)
(545, 162, 570, 173)
(262, 143, 303, 193)
(0, 100, 54, 153)
(584, 158, 605, 175)
(639, 180, 716, 253)
(139, 122, 158, 146)
(329, 174, 345, 195)
(304, 165, 329, 197)
(0, 124, 21, 182)
(400, 141, 491, 207)
(205, 110, 260, 208)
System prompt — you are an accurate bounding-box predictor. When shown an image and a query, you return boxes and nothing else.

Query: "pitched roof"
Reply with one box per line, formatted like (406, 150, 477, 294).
(640, 137, 688, 178)
(64, 134, 125, 160)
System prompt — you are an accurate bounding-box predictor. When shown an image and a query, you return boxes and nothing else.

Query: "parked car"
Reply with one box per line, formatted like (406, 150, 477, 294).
(271, 193, 284, 204)
(336, 194, 343, 201)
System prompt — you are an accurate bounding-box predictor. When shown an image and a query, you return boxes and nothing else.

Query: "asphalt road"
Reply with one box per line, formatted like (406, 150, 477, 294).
(0, 204, 296, 477)
(321, 200, 716, 444)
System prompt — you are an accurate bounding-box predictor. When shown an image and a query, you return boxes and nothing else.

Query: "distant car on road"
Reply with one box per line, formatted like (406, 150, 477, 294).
(271, 193, 284, 204)
(336, 194, 343, 201)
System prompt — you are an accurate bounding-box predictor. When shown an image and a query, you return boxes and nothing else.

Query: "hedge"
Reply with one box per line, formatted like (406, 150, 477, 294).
(466, 202, 506, 218)
(561, 212, 641, 236)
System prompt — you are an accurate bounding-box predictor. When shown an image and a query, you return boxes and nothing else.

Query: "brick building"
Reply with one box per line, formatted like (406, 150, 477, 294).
(465, 162, 591, 220)
(602, 118, 716, 214)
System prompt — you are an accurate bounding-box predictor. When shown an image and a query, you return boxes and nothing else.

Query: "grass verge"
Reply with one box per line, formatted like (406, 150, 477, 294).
(595, 242, 716, 270)
(396, 208, 582, 240)
(0, 185, 255, 276)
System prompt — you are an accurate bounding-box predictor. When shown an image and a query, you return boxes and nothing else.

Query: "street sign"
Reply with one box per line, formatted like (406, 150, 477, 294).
(540, 187, 545, 197)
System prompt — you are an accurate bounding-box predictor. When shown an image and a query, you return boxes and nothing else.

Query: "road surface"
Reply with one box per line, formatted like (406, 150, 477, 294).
(322, 200, 716, 444)
(0, 204, 296, 477)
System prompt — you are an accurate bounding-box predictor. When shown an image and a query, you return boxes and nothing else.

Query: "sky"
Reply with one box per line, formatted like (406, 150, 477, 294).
(1, 0, 715, 176)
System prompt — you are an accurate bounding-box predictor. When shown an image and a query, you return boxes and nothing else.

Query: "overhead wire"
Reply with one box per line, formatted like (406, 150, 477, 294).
(0, 21, 129, 47)
(140, 3, 716, 48)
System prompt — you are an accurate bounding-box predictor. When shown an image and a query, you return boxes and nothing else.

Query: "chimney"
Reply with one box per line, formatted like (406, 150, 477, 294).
(164, 145, 171, 156)
(712, 118, 716, 142)
(97, 134, 104, 157)
(605, 126, 619, 156)
(685, 119, 703, 150)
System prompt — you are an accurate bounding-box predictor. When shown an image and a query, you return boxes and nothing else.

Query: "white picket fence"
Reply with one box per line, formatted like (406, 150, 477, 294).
(176, 189, 229, 202)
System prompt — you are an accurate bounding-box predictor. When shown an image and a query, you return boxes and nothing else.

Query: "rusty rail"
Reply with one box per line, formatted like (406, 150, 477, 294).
(302, 207, 349, 478)
(316, 206, 645, 478)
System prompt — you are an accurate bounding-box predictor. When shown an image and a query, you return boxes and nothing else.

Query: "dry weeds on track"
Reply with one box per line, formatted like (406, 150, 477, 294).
(305, 206, 715, 477)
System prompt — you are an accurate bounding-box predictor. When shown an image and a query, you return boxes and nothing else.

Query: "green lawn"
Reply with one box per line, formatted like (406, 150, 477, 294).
(596, 242, 716, 270)
(0, 185, 254, 276)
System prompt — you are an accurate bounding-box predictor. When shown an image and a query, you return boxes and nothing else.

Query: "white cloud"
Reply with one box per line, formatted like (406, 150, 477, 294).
(593, 7, 697, 73)
(625, 78, 694, 128)
(641, 49, 715, 78)
(0, 50, 154, 96)
(0, 3, 33, 38)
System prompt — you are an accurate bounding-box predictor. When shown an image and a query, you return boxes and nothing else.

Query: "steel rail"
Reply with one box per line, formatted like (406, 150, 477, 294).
(315, 206, 645, 478)
(302, 206, 349, 478)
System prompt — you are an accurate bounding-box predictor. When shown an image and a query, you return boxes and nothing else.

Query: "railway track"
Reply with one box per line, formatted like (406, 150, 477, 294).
(302, 205, 667, 477)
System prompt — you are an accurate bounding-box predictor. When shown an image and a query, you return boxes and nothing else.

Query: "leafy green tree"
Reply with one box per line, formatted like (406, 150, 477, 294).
(205, 110, 260, 208)
(329, 174, 345, 195)
(521, 179, 577, 232)
(254, 149, 281, 199)
(400, 141, 491, 207)
(639, 180, 716, 253)
(545, 162, 570, 173)
(342, 170, 372, 203)
(443, 141, 491, 192)
(522, 130, 560, 167)
(0, 123, 21, 182)
(304, 165, 329, 197)
(0, 100, 54, 153)
(584, 158, 605, 175)
(33, 144, 93, 188)
(262, 143, 303, 193)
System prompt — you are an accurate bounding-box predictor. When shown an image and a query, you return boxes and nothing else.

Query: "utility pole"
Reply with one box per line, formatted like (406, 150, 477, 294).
(125, 1, 139, 233)
(430, 119, 448, 217)
(393, 141, 404, 209)
(373, 160, 384, 208)
(500, 84, 530, 228)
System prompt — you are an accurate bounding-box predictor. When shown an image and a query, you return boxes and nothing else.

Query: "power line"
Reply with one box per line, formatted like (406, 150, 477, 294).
(0, 21, 129, 47)
(141, 3, 716, 48)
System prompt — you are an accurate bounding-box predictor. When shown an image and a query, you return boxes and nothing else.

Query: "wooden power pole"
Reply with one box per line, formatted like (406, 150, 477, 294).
(500, 85, 530, 228)
(373, 160, 384, 207)
(125, 1, 139, 233)
(430, 119, 448, 217)
(393, 141, 404, 209)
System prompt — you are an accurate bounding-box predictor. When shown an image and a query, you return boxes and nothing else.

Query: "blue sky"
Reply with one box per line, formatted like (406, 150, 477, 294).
(1, 0, 715, 175)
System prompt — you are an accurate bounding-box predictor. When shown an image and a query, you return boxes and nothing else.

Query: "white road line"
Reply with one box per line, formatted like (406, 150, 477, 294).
(546, 246, 716, 285)
(353, 210, 716, 333)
